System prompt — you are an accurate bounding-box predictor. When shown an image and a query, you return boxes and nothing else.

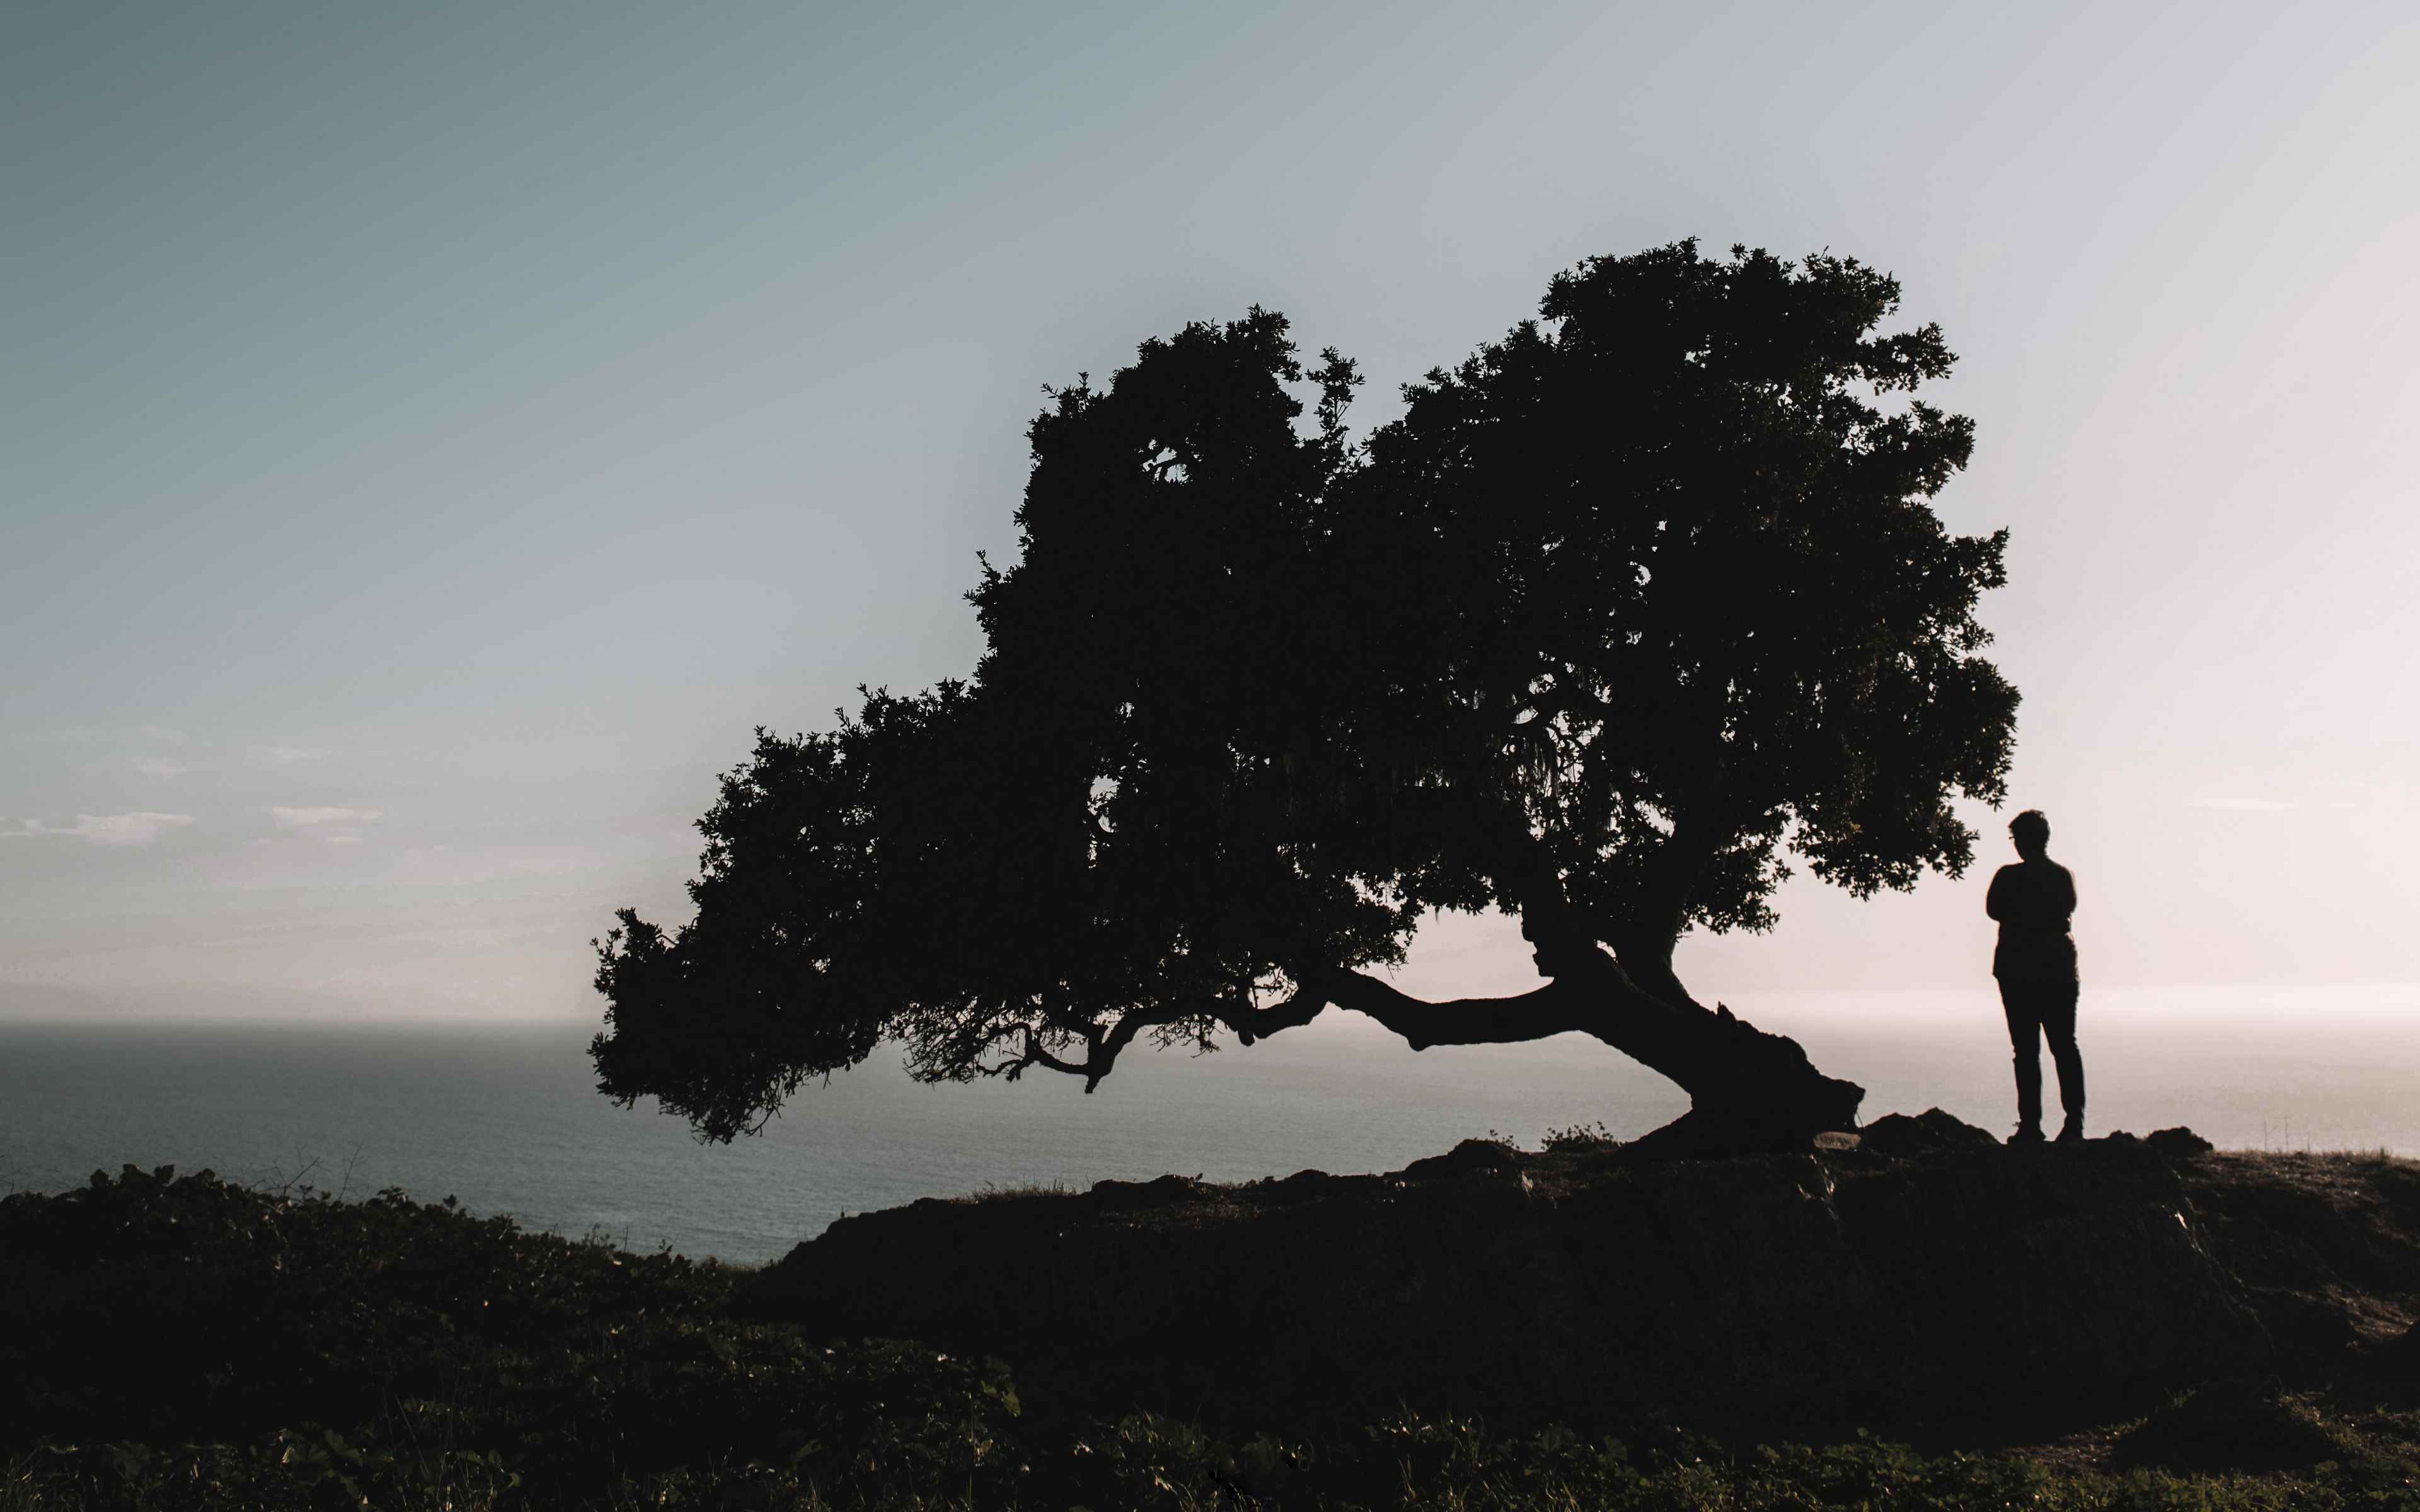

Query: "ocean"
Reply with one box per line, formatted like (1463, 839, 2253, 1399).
(5, 983, 2416, 1265)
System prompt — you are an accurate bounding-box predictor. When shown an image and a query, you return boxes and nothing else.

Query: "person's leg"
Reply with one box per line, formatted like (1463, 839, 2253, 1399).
(2042, 980, 2084, 1140)
(2000, 980, 2044, 1141)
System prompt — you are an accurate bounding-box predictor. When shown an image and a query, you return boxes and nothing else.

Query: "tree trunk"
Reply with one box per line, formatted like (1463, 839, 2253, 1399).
(1252, 953, 1864, 1154)
(1603, 924, 1705, 1013)
(1569, 958, 1867, 1155)
(1221, 830, 1862, 1152)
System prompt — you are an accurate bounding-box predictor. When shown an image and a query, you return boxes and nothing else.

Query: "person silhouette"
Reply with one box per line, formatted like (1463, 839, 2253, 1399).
(1985, 809, 2083, 1145)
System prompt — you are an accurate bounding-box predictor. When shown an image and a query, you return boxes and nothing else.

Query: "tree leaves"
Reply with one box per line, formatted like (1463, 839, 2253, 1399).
(592, 242, 2017, 1133)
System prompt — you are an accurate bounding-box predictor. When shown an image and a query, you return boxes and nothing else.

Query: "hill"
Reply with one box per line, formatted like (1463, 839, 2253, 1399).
(746, 1116, 2420, 1441)
(7, 1119, 2420, 1508)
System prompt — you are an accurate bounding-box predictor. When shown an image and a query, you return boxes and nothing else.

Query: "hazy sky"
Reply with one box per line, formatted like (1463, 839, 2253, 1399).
(6, 0, 2416, 1022)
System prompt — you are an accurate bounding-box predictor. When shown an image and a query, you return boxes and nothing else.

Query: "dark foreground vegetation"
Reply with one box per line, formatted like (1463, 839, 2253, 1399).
(9, 1131, 2420, 1509)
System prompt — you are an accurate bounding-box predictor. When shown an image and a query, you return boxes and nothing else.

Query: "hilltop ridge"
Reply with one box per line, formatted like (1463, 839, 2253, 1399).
(749, 1114, 2420, 1441)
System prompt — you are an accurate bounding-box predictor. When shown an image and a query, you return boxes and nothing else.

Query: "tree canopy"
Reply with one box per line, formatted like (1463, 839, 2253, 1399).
(593, 241, 2017, 1146)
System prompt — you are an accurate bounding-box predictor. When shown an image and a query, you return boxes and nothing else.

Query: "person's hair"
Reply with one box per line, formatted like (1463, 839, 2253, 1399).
(2009, 809, 2050, 849)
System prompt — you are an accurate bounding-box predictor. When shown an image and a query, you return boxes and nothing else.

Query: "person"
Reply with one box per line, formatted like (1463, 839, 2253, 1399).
(1985, 809, 2083, 1144)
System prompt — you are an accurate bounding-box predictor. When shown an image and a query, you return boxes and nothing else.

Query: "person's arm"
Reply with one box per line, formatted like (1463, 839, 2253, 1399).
(2056, 865, 2077, 920)
(1985, 867, 2009, 921)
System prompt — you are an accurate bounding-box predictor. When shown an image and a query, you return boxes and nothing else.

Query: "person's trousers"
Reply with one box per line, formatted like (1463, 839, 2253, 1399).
(1999, 977, 2083, 1132)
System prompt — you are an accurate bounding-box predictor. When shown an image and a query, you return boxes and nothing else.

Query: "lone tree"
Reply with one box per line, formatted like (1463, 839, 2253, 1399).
(593, 241, 2017, 1150)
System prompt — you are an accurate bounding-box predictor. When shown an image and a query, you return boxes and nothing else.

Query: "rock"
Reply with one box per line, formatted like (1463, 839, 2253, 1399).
(2148, 1126, 2216, 1159)
(1857, 1108, 2000, 1160)
(1399, 1138, 1525, 1182)
(1250, 1169, 1383, 1208)
(745, 1131, 2266, 1435)
(1088, 1173, 1214, 1210)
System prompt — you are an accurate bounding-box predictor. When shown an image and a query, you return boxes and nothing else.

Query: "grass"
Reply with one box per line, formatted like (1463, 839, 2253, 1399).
(6, 1161, 2420, 1509)
(11, 1409, 2417, 1509)
(962, 1179, 1075, 1203)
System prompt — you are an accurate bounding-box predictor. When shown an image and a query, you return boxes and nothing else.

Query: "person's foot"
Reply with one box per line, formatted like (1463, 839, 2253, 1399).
(2056, 1121, 2085, 1144)
(2008, 1126, 2046, 1145)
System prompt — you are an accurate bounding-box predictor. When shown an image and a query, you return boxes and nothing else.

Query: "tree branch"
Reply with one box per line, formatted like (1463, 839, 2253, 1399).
(1223, 967, 1591, 1053)
(1220, 983, 1326, 1046)
(979, 1005, 1174, 1092)
(1226, 956, 1862, 1137)
(1315, 968, 1594, 1050)
(980, 1025, 1093, 1085)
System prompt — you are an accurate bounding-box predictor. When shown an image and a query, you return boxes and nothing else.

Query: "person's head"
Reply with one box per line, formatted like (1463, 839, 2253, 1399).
(2009, 809, 2050, 859)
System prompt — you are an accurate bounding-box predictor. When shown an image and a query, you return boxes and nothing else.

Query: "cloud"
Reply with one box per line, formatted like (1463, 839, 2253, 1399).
(270, 806, 384, 828)
(76, 813, 197, 845)
(255, 746, 331, 765)
(134, 758, 191, 777)
(12, 812, 200, 846)
(49, 724, 187, 745)
(324, 835, 366, 845)
(2187, 797, 2298, 811)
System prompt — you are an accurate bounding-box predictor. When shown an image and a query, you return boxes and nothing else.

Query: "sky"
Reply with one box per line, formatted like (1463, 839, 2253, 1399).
(5, 0, 2417, 1023)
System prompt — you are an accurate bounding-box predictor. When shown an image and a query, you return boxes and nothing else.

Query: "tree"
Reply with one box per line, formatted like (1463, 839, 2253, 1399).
(592, 242, 2018, 1149)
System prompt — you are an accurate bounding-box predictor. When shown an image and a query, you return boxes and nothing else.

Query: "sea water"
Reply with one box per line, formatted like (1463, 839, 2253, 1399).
(4, 983, 2416, 1264)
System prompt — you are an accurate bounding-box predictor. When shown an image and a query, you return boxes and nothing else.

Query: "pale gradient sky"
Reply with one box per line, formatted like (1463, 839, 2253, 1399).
(5, 0, 2416, 1022)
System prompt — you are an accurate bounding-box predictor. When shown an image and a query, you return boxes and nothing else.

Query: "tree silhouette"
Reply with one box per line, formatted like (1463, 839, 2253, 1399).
(592, 241, 2017, 1148)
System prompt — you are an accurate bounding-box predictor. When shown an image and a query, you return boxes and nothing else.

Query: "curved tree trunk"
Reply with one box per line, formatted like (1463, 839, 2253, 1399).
(1603, 926, 1706, 1014)
(1212, 826, 1862, 1152)
(1231, 953, 1864, 1154)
